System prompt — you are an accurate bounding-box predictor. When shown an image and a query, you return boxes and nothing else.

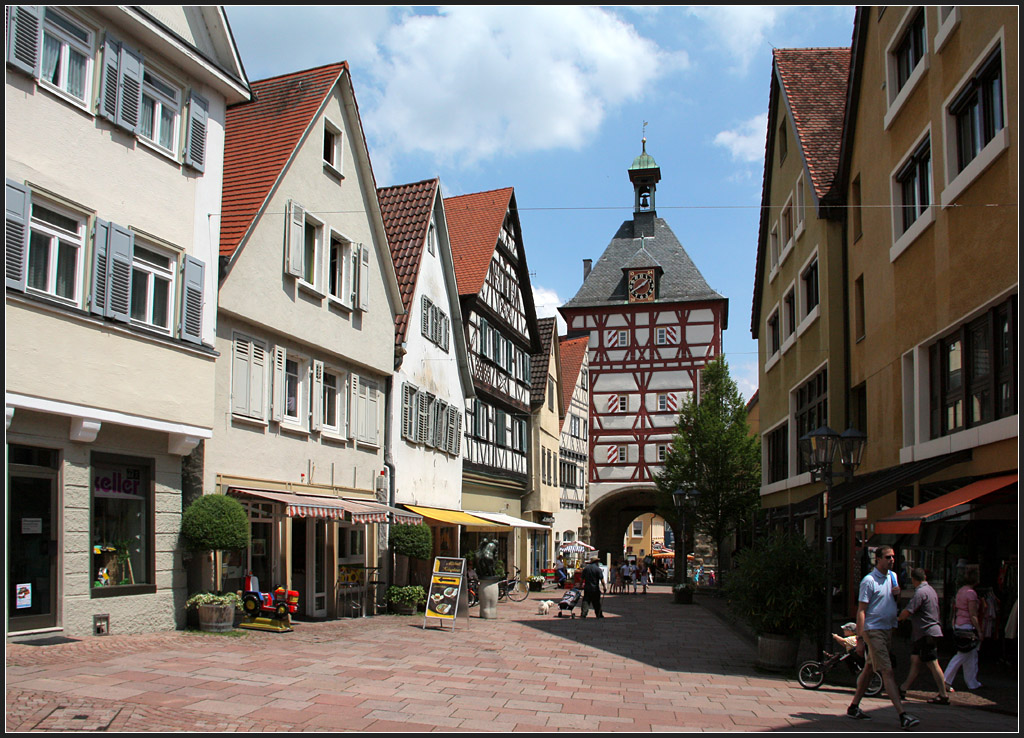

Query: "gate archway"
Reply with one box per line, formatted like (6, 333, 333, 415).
(588, 485, 675, 560)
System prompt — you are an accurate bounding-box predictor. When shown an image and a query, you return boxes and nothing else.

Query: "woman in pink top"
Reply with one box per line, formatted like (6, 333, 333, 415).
(943, 568, 983, 690)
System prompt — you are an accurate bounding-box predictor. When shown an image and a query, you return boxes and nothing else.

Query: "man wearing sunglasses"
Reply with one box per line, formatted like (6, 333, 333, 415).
(847, 545, 920, 730)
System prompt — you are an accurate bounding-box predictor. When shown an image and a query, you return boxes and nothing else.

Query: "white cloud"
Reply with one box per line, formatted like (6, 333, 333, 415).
(532, 285, 566, 335)
(714, 113, 768, 163)
(364, 7, 674, 168)
(686, 6, 787, 74)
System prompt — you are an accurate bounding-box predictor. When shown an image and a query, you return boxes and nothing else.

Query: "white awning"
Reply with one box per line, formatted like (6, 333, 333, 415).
(464, 510, 551, 530)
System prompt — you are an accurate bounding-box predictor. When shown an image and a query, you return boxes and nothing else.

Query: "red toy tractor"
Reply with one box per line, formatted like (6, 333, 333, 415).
(241, 573, 299, 621)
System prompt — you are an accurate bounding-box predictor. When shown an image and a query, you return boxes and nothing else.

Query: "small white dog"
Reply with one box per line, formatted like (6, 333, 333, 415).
(537, 600, 555, 615)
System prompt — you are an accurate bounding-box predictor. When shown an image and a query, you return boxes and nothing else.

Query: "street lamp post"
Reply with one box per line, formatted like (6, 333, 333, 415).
(672, 488, 700, 584)
(798, 425, 867, 656)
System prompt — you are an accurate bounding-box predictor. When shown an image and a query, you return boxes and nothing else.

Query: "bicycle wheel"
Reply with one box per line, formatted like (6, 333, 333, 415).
(505, 578, 529, 602)
(797, 660, 825, 690)
(865, 671, 883, 697)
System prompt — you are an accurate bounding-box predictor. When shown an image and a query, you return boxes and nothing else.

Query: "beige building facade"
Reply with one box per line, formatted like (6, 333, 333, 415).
(6, 6, 250, 637)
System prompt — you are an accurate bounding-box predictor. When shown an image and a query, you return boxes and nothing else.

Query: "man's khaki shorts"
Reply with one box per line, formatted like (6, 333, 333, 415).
(864, 629, 893, 671)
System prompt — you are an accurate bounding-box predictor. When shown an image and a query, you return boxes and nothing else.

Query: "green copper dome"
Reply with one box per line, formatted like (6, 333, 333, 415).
(629, 139, 658, 171)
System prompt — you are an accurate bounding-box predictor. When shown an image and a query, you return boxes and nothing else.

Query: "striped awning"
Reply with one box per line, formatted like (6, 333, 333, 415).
(229, 488, 422, 525)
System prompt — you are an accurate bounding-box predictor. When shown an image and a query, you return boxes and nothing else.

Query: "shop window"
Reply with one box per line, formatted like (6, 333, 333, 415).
(90, 454, 154, 596)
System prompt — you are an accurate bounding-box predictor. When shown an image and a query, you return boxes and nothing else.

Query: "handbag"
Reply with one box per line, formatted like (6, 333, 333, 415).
(953, 629, 979, 653)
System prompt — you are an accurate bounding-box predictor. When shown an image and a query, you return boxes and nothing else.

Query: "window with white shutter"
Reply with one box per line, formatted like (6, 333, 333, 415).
(231, 333, 266, 420)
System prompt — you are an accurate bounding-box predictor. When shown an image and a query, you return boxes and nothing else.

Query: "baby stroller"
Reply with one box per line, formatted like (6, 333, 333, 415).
(556, 587, 583, 618)
(797, 634, 883, 696)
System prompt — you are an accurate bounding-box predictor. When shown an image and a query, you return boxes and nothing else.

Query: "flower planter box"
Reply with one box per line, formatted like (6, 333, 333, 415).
(529, 581, 543, 592)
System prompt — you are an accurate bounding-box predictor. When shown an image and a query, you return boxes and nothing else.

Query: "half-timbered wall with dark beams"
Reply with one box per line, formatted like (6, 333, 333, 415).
(564, 299, 725, 488)
(461, 212, 534, 483)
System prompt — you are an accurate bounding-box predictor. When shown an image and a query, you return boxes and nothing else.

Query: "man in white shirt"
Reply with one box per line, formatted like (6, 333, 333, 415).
(847, 546, 920, 730)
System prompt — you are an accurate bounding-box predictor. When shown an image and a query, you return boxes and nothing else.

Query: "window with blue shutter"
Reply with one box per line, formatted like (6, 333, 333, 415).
(184, 92, 208, 171)
(179, 254, 204, 344)
(105, 223, 133, 323)
(5, 179, 31, 291)
(89, 219, 109, 315)
(6, 6, 42, 78)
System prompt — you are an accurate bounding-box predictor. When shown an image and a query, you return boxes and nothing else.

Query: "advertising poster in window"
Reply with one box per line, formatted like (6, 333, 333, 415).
(424, 557, 465, 630)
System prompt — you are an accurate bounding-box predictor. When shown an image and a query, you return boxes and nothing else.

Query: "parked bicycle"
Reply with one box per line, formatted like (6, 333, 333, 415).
(467, 566, 529, 606)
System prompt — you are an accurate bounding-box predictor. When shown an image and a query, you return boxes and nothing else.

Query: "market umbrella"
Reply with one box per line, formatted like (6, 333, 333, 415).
(559, 541, 596, 554)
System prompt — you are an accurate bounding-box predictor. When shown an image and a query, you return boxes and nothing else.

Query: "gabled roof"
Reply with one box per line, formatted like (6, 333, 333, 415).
(558, 334, 589, 418)
(561, 218, 724, 310)
(530, 317, 557, 407)
(444, 187, 515, 296)
(220, 62, 348, 259)
(750, 45, 853, 336)
(378, 178, 439, 346)
(774, 48, 851, 202)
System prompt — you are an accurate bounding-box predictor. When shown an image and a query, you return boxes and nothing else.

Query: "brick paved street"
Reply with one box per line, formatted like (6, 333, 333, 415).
(6, 586, 1018, 732)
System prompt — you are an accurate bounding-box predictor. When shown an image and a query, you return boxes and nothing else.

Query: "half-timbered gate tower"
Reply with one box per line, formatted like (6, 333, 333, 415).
(559, 141, 729, 556)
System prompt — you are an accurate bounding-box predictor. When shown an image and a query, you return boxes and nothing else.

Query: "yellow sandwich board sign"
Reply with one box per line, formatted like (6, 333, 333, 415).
(423, 557, 466, 631)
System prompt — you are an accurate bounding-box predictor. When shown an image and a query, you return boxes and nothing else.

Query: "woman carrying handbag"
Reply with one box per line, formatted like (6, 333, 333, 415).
(943, 568, 984, 691)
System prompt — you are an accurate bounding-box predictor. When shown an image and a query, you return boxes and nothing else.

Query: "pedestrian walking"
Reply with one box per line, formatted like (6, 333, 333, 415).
(629, 561, 639, 593)
(897, 568, 950, 704)
(846, 545, 920, 730)
(620, 560, 633, 593)
(579, 554, 607, 618)
(639, 564, 649, 594)
(944, 568, 984, 691)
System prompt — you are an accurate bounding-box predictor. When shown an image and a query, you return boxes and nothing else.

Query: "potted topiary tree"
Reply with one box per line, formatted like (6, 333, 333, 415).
(391, 522, 432, 588)
(722, 530, 825, 671)
(181, 494, 250, 632)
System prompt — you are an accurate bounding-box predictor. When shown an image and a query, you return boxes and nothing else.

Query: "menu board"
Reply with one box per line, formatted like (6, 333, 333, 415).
(424, 557, 465, 629)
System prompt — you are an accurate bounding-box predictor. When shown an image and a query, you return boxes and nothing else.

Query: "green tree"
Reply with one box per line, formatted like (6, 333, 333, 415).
(656, 356, 760, 582)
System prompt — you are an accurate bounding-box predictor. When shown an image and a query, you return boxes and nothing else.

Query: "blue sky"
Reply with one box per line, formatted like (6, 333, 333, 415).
(226, 6, 857, 401)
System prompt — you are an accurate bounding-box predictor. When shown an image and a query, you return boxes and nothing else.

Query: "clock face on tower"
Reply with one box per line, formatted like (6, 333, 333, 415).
(628, 269, 656, 302)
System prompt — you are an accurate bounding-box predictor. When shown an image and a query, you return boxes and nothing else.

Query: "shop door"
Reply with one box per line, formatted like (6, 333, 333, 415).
(291, 518, 327, 618)
(8, 471, 59, 632)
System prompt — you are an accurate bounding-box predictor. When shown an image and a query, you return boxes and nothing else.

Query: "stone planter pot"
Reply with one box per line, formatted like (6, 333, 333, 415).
(756, 633, 800, 671)
(197, 604, 235, 632)
(478, 577, 501, 619)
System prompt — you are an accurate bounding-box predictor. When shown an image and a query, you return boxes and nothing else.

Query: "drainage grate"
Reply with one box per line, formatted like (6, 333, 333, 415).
(36, 706, 121, 732)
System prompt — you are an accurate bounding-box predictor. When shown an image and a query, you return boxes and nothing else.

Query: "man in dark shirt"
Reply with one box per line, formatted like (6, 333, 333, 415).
(580, 554, 607, 619)
(898, 568, 950, 704)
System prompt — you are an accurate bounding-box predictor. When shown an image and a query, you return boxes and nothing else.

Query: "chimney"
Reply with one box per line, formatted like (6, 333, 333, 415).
(583, 259, 592, 281)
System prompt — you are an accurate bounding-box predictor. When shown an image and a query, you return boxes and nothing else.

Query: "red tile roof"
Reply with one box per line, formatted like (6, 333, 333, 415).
(220, 62, 348, 258)
(444, 187, 514, 296)
(377, 178, 439, 346)
(530, 317, 557, 407)
(774, 48, 851, 200)
(558, 334, 589, 418)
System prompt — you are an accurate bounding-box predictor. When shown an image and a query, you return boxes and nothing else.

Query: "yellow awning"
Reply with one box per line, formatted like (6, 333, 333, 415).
(403, 505, 499, 527)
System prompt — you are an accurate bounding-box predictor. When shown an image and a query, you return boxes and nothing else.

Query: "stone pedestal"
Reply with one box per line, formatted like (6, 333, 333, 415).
(479, 577, 501, 619)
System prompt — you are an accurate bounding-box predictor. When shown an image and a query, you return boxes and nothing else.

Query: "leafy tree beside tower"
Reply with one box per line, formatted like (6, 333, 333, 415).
(656, 356, 760, 583)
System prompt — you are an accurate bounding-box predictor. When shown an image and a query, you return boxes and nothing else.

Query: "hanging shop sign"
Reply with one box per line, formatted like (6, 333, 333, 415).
(424, 557, 466, 631)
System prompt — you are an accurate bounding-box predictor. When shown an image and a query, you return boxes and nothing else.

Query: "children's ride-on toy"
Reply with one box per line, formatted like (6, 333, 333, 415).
(239, 573, 299, 632)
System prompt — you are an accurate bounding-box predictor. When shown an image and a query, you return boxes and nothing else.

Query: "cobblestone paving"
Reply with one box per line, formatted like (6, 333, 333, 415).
(6, 588, 1018, 732)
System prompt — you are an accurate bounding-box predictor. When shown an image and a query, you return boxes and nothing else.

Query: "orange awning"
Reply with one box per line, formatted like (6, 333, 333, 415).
(874, 474, 1017, 535)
